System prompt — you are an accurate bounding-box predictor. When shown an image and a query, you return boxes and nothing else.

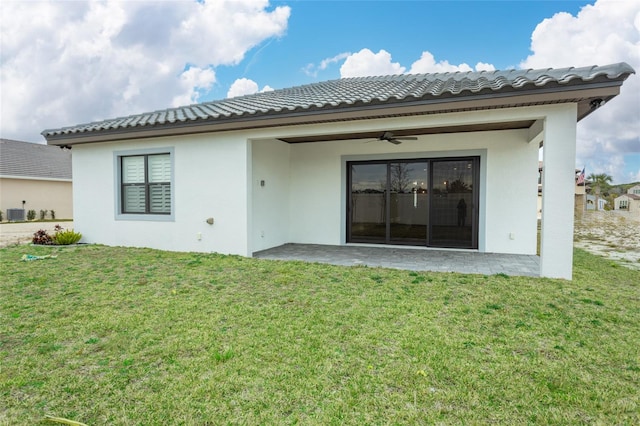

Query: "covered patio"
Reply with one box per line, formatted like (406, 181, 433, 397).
(254, 244, 541, 277)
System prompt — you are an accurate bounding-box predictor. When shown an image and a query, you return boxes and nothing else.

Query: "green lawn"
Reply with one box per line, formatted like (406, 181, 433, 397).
(1, 244, 638, 425)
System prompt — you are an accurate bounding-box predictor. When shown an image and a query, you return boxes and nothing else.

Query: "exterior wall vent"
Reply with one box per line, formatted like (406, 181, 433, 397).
(7, 208, 26, 222)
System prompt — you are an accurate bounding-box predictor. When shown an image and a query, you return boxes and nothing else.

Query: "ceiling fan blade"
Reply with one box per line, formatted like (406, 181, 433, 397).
(381, 131, 394, 140)
(396, 136, 417, 141)
(389, 139, 402, 145)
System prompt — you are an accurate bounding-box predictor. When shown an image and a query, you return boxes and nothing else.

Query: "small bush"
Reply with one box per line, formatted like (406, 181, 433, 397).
(50, 210, 56, 220)
(32, 229, 53, 245)
(39, 209, 48, 220)
(27, 210, 36, 221)
(0, 210, 3, 222)
(53, 229, 82, 245)
(32, 225, 82, 245)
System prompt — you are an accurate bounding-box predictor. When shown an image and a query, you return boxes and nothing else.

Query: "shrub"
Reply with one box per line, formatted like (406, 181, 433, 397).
(33, 225, 81, 245)
(39, 209, 48, 220)
(53, 228, 82, 245)
(0, 210, 3, 222)
(50, 210, 56, 220)
(27, 210, 36, 221)
(32, 229, 53, 245)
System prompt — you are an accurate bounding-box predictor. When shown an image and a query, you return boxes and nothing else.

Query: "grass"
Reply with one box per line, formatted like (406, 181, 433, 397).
(1, 244, 639, 424)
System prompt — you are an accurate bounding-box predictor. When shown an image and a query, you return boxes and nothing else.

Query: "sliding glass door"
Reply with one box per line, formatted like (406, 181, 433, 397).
(348, 157, 478, 248)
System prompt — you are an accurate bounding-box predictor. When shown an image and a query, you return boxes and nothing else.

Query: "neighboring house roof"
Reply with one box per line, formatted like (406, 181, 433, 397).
(43, 62, 635, 145)
(617, 194, 640, 201)
(0, 138, 72, 180)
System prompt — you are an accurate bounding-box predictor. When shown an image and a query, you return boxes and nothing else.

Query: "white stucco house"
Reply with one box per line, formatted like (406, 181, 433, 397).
(42, 62, 634, 280)
(614, 185, 640, 215)
(625, 184, 640, 196)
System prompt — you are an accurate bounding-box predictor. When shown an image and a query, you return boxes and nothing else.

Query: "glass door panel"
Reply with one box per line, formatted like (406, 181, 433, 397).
(389, 162, 428, 244)
(430, 159, 477, 248)
(349, 163, 387, 242)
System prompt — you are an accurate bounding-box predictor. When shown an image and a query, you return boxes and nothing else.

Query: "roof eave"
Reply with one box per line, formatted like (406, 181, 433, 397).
(44, 81, 625, 146)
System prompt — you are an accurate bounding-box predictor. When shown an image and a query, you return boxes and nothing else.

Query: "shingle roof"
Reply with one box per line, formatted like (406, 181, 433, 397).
(0, 139, 72, 180)
(42, 62, 634, 140)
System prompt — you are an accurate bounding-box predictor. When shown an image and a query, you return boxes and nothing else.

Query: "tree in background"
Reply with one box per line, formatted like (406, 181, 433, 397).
(587, 173, 613, 211)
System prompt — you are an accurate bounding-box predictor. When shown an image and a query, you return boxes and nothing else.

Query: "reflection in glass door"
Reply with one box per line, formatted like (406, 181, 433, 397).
(430, 159, 478, 248)
(349, 163, 387, 243)
(389, 162, 428, 244)
(348, 157, 478, 249)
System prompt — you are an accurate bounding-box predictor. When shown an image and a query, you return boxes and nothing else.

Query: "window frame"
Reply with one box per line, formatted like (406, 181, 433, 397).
(114, 147, 175, 221)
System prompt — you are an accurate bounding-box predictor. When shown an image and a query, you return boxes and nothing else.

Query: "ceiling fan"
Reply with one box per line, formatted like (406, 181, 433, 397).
(372, 131, 418, 145)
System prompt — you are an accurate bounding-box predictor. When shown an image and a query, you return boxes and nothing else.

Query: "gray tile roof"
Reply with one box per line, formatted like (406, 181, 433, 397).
(0, 139, 72, 180)
(42, 62, 634, 139)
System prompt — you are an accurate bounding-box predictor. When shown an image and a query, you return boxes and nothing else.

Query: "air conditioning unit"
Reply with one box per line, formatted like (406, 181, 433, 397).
(7, 208, 25, 222)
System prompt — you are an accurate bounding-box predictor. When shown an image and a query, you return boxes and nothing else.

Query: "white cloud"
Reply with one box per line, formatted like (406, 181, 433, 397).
(315, 50, 493, 79)
(409, 52, 473, 73)
(628, 166, 640, 182)
(520, 0, 640, 183)
(304, 52, 351, 77)
(0, 0, 290, 141)
(408, 52, 496, 74)
(227, 78, 273, 98)
(340, 49, 406, 78)
(172, 66, 217, 107)
(227, 78, 259, 98)
(475, 62, 496, 72)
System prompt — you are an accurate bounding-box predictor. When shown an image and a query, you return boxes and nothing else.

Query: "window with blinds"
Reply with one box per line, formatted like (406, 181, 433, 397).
(121, 153, 171, 214)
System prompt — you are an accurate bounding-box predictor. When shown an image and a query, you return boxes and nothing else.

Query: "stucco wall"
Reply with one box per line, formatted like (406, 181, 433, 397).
(251, 139, 291, 252)
(0, 177, 73, 219)
(72, 133, 250, 254)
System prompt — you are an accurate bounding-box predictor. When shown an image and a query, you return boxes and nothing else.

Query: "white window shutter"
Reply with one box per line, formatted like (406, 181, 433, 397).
(122, 156, 145, 183)
(148, 154, 171, 182)
(123, 186, 146, 213)
(149, 184, 171, 213)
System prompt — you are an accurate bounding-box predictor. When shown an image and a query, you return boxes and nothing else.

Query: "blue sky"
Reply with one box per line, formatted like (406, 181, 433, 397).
(1, 0, 638, 183)
(211, 0, 590, 97)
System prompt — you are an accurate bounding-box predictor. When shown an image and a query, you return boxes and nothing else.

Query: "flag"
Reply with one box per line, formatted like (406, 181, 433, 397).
(576, 167, 585, 185)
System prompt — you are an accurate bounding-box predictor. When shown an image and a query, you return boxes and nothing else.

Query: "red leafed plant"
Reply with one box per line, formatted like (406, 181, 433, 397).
(32, 229, 53, 245)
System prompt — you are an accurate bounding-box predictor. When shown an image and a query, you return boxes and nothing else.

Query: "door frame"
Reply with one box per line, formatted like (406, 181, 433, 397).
(346, 156, 480, 249)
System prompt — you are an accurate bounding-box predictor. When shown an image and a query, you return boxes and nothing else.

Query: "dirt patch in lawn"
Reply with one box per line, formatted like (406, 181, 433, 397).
(574, 210, 640, 270)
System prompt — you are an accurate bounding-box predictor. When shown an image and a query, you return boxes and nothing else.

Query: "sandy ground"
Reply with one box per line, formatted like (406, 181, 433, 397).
(0, 221, 74, 248)
(574, 210, 640, 271)
(1, 213, 638, 270)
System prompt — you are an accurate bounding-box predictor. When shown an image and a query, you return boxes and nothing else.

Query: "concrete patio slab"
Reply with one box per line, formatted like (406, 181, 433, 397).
(254, 244, 541, 277)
